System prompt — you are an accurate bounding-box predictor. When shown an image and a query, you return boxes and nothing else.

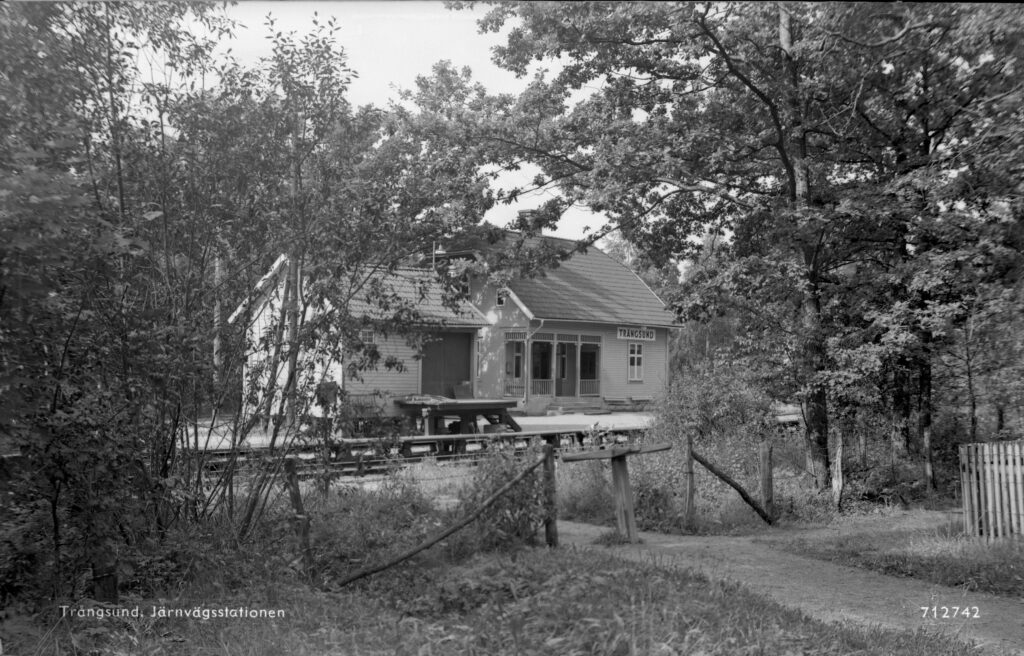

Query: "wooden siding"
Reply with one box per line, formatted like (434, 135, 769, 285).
(539, 321, 668, 401)
(341, 334, 420, 415)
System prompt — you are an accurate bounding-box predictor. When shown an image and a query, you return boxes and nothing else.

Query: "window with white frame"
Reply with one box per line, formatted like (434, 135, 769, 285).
(496, 289, 507, 306)
(628, 343, 644, 381)
(359, 329, 375, 344)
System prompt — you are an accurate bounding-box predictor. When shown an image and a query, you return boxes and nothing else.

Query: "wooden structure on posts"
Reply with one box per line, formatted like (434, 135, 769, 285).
(562, 442, 672, 543)
(960, 440, 1024, 540)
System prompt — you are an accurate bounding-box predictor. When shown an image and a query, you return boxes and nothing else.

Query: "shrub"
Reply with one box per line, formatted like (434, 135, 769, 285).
(634, 365, 777, 531)
(556, 459, 614, 525)
(450, 447, 548, 555)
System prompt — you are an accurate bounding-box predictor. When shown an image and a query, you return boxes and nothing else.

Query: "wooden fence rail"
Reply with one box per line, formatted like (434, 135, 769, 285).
(959, 441, 1024, 540)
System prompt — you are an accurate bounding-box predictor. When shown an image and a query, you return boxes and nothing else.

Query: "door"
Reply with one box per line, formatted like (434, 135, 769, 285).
(555, 342, 577, 397)
(421, 332, 472, 397)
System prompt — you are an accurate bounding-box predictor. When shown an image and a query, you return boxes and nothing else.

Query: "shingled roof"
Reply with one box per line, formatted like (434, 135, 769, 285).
(441, 228, 676, 327)
(348, 268, 488, 327)
(504, 236, 677, 328)
(228, 258, 487, 328)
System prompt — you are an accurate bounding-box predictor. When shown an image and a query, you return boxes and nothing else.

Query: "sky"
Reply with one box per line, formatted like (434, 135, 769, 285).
(216, 1, 606, 241)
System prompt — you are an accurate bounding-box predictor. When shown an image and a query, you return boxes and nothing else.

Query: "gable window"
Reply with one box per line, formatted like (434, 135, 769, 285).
(496, 289, 507, 307)
(628, 343, 644, 381)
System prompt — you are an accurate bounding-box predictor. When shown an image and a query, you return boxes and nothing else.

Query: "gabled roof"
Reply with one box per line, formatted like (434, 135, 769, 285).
(443, 230, 677, 328)
(507, 237, 676, 327)
(348, 268, 488, 327)
(228, 257, 487, 328)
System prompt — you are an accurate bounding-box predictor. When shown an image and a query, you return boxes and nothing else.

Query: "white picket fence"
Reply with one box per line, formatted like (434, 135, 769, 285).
(959, 440, 1024, 540)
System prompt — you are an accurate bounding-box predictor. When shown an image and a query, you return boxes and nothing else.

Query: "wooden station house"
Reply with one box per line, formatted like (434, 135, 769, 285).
(231, 231, 677, 427)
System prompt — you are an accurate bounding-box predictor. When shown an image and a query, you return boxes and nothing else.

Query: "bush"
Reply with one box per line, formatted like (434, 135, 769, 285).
(450, 447, 549, 555)
(634, 365, 777, 532)
(556, 460, 614, 525)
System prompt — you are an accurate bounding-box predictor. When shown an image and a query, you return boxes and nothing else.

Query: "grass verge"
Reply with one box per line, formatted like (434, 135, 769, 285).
(771, 520, 1024, 598)
(10, 547, 979, 655)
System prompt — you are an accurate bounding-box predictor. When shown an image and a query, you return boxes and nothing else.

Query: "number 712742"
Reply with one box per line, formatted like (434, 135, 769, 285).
(921, 606, 980, 619)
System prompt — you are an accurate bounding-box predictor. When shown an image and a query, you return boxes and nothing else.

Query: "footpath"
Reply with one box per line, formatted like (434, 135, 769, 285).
(558, 517, 1024, 656)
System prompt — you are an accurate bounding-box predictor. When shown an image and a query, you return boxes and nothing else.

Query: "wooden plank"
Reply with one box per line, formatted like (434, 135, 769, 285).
(1009, 442, 1020, 536)
(959, 445, 970, 535)
(561, 442, 672, 462)
(611, 454, 639, 543)
(1001, 443, 1010, 537)
(967, 444, 977, 536)
(1015, 442, 1024, 536)
(1016, 442, 1024, 536)
(997, 443, 1006, 538)
(1013, 442, 1021, 537)
(984, 443, 995, 540)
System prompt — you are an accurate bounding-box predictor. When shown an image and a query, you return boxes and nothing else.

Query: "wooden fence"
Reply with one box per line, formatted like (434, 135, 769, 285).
(959, 441, 1024, 540)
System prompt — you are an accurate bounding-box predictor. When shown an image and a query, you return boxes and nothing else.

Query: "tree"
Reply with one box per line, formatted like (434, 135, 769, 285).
(453, 1, 1024, 490)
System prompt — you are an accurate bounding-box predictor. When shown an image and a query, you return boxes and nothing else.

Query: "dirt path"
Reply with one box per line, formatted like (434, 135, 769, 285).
(558, 514, 1024, 656)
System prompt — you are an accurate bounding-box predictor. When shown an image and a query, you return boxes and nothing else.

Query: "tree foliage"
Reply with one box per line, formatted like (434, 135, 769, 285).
(453, 1, 1024, 488)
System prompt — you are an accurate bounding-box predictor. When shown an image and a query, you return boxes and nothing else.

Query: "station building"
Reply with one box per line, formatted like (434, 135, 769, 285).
(233, 232, 677, 419)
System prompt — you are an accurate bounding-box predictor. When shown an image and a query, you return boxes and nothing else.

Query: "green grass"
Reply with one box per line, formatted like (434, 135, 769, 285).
(773, 521, 1024, 598)
(10, 548, 979, 655)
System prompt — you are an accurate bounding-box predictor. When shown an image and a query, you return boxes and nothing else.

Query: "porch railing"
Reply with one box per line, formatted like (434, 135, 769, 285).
(504, 380, 525, 397)
(530, 379, 554, 396)
(580, 379, 600, 396)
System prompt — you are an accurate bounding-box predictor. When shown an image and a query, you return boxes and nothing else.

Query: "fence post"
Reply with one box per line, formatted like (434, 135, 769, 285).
(682, 422, 696, 529)
(284, 458, 313, 579)
(543, 443, 559, 548)
(759, 440, 774, 520)
(959, 445, 972, 536)
(611, 453, 639, 543)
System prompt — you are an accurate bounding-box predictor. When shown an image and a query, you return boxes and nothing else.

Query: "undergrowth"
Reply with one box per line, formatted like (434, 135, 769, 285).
(776, 521, 1024, 598)
(9, 548, 980, 655)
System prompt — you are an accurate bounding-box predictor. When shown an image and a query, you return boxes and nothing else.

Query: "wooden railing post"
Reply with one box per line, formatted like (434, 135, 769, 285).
(543, 443, 559, 547)
(611, 453, 639, 543)
(682, 422, 696, 529)
(562, 442, 672, 544)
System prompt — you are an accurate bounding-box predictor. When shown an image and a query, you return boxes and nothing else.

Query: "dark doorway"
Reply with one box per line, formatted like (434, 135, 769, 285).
(421, 332, 472, 397)
(580, 343, 600, 396)
(555, 342, 577, 397)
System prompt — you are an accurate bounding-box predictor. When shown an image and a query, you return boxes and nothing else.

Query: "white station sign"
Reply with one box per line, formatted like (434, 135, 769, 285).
(616, 326, 656, 341)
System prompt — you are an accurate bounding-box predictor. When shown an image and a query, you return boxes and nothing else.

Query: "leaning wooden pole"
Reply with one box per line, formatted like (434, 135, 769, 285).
(336, 452, 548, 588)
(691, 449, 775, 525)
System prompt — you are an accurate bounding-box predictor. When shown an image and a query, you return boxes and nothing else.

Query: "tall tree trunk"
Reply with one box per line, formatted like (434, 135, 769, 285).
(284, 255, 301, 430)
(213, 253, 223, 390)
(781, 4, 830, 490)
(964, 319, 978, 443)
(919, 336, 935, 490)
(891, 364, 912, 455)
(802, 293, 830, 490)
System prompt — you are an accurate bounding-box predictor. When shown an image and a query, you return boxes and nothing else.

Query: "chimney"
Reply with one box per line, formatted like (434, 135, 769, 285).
(517, 209, 539, 233)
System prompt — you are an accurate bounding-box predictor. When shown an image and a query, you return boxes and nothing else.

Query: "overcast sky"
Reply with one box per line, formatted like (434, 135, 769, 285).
(217, 1, 604, 241)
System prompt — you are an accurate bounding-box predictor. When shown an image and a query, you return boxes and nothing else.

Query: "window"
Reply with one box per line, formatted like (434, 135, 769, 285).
(506, 341, 524, 378)
(628, 343, 644, 381)
(359, 329, 375, 344)
(496, 289, 507, 307)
